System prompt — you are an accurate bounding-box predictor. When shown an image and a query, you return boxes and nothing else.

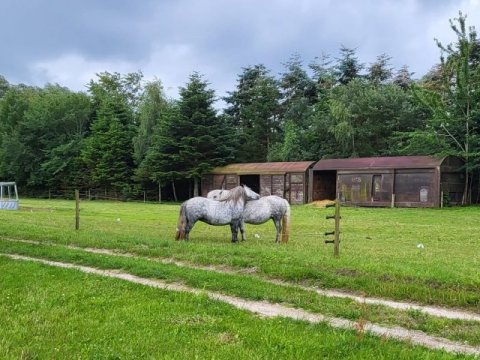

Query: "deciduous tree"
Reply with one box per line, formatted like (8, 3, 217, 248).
(410, 12, 480, 203)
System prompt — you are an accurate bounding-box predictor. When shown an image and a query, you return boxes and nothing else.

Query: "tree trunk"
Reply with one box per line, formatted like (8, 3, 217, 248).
(172, 181, 177, 202)
(193, 177, 199, 197)
(476, 172, 480, 204)
(462, 170, 471, 205)
(158, 181, 162, 203)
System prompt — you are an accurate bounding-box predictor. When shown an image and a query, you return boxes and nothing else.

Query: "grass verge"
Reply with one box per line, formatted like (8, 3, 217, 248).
(1, 239, 479, 348)
(0, 256, 475, 359)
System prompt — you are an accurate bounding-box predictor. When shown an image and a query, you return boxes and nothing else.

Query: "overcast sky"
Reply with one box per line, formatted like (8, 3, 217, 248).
(1, 0, 479, 100)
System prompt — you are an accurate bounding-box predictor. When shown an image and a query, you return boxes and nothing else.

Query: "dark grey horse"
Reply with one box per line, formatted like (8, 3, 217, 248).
(175, 185, 260, 242)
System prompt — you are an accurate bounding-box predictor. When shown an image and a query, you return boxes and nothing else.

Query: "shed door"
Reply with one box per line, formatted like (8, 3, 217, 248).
(240, 175, 260, 194)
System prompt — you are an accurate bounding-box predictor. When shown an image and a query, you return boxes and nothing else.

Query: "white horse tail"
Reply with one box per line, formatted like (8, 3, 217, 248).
(281, 200, 291, 243)
(175, 204, 187, 240)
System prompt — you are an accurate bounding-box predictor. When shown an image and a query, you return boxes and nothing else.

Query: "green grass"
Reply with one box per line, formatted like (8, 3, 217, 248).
(0, 256, 472, 359)
(1, 199, 479, 308)
(0, 198, 479, 356)
(1, 238, 480, 348)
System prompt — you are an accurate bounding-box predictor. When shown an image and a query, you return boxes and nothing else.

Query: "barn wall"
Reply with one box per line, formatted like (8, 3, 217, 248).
(393, 169, 436, 207)
(336, 169, 439, 207)
(225, 174, 239, 189)
(309, 156, 467, 208)
(201, 174, 214, 196)
(202, 169, 311, 204)
(201, 174, 239, 196)
(259, 173, 308, 204)
(288, 173, 306, 204)
(260, 175, 285, 197)
(337, 170, 393, 207)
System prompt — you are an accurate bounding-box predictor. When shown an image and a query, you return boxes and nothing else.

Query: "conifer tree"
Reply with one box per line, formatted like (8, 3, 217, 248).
(144, 73, 234, 198)
(82, 72, 140, 194)
(224, 65, 280, 162)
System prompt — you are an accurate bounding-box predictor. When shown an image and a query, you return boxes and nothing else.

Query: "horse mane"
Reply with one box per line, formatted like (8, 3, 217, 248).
(219, 186, 244, 204)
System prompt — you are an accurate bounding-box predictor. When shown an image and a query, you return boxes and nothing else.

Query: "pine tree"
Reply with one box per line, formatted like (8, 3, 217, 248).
(335, 46, 364, 85)
(178, 73, 234, 195)
(272, 54, 317, 161)
(144, 73, 234, 198)
(82, 72, 140, 194)
(224, 65, 280, 162)
(367, 54, 393, 86)
(393, 65, 414, 90)
(133, 80, 169, 189)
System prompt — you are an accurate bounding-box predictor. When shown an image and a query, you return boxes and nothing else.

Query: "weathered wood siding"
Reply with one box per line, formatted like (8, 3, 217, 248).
(202, 171, 309, 204)
(260, 175, 285, 197)
(200, 174, 239, 196)
(393, 169, 436, 207)
(311, 156, 466, 208)
(288, 173, 306, 204)
(337, 169, 437, 207)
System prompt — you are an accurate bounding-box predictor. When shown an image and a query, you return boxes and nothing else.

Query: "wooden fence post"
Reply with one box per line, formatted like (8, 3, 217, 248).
(325, 199, 341, 257)
(334, 199, 340, 257)
(75, 190, 80, 230)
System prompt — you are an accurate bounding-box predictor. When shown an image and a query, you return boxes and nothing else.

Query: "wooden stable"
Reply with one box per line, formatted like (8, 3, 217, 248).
(201, 162, 315, 204)
(309, 156, 464, 208)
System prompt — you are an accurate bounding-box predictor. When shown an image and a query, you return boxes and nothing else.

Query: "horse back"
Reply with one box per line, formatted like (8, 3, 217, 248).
(185, 196, 244, 225)
(243, 195, 287, 224)
(265, 195, 289, 215)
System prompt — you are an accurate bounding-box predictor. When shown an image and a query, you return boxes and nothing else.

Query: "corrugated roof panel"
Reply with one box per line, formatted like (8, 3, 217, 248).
(210, 161, 315, 175)
(312, 156, 446, 171)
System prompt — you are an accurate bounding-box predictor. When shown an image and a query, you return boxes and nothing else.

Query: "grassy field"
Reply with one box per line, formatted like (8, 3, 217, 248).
(0, 198, 479, 358)
(1, 257, 467, 360)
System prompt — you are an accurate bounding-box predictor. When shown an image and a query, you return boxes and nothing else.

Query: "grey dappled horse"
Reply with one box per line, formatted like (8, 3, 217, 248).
(175, 185, 260, 242)
(207, 190, 291, 243)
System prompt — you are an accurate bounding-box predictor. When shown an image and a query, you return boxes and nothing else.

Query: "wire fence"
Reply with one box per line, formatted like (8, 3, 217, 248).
(11, 190, 338, 243)
(26, 188, 165, 203)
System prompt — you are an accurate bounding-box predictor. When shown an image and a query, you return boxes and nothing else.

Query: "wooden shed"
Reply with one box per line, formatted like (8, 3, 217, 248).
(202, 161, 315, 204)
(309, 156, 464, 207)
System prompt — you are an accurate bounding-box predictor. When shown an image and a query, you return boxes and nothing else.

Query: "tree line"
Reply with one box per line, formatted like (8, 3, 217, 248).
(1, 13, 479, 202)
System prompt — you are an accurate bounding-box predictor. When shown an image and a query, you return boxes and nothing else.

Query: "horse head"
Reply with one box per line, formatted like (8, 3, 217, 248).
(242, 185, 260, 201)
(219, 185, 259, 204)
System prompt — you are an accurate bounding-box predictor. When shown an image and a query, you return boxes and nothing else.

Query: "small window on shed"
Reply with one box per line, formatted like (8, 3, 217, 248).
(420, 187, 429, 202)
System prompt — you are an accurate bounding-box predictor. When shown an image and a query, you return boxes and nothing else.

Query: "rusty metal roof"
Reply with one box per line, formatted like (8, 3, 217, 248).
(312, 156, 447, 171)
(210, 161, 315, 175)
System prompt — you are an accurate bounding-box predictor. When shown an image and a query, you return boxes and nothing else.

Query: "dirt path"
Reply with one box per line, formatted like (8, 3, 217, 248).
(3, 237, 480, 323)
(2, 252, 480, 356)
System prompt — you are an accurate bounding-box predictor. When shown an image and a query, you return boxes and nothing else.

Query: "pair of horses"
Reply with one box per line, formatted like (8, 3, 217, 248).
(175, 185, 290, 243)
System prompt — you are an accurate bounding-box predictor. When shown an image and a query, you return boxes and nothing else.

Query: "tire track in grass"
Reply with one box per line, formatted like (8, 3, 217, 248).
(1, 252, 479, 356)
(2, 237, 480, 323)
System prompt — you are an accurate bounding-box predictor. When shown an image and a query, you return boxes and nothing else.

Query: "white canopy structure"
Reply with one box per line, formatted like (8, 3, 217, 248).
(0, 182, 19, 210)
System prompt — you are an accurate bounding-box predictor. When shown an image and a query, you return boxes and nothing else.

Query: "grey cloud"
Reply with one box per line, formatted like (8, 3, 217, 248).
(0, 0, 476, 98)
